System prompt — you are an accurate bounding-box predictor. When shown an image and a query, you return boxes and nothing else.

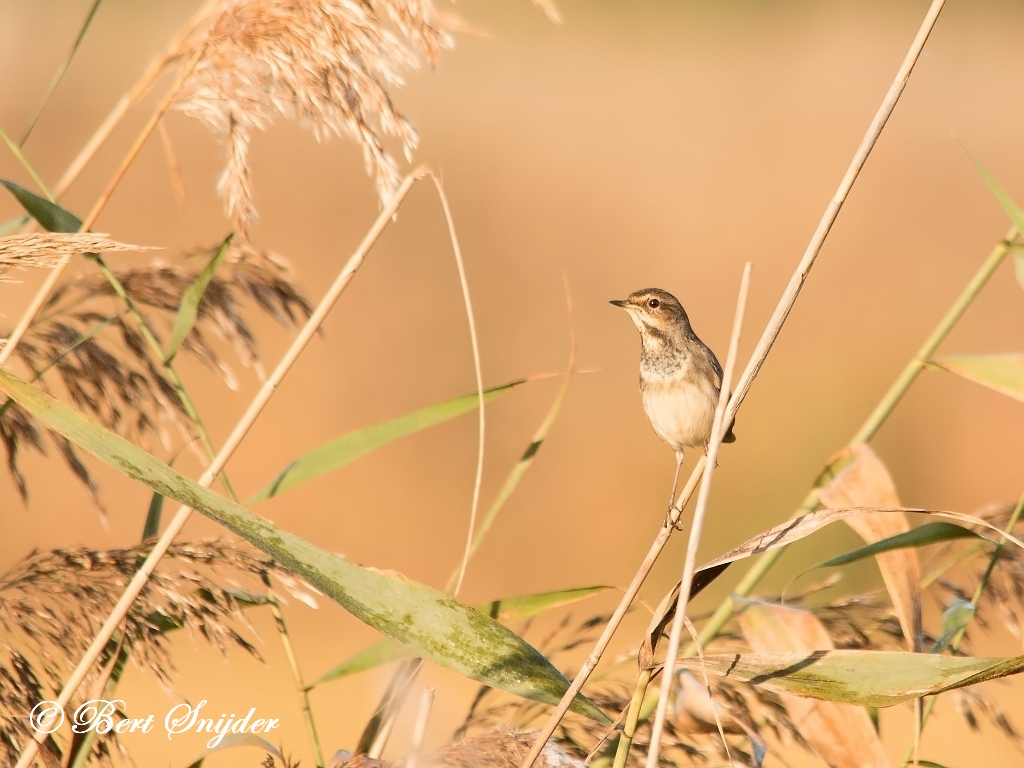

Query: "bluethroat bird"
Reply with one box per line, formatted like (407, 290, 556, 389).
(611, 288, 735, 524)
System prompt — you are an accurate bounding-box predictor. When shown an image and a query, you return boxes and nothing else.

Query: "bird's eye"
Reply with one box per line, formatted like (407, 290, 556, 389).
(648, 298, 660, 309)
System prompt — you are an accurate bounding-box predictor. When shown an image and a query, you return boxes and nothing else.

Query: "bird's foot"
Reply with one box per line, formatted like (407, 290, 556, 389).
(664, 504, 685, 531)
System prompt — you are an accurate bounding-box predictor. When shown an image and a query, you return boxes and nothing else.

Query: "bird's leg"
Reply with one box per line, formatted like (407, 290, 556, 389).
(664, 450, 685, 530)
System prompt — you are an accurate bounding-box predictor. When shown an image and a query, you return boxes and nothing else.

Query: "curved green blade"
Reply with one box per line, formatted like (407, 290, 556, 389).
(812, 522, 984, 570)
(247, 379, 525, 504)
(0, 368, 608, 724)
(164, 235, 232, 363)
(676, 649, 1024, 708)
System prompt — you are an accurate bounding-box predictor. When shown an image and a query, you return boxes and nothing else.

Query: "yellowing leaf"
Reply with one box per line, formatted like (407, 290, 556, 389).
(738, 601, 888, 768)
(819, 443, 922, 651)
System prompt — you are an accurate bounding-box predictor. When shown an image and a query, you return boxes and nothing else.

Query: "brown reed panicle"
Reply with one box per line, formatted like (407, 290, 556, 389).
(1, 240, 311, 503)
(0, 234, 152, 280)
(453, 615, 797, 768)
(0, 539, 307, 768)
(170, 0, 452, 236)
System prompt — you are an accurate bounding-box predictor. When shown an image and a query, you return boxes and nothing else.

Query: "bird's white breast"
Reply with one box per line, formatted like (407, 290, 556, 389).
(641, 371, 718, 453)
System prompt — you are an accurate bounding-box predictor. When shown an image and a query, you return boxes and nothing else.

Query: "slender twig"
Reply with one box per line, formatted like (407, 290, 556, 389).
(13, 168, 427, 768)
(0, 126, 53, 198)
(0, 43, 205, 370)
(520, 5, 946, 764)
(645, 264, 749, 768)
(681, 615, 733, 768)
(429, 174, 485, 598)
(694, 226, 1017, 651)
(406, 688, 435, 768)
(48, 1, 218, 201)
(518, 456, 707, 768)
(263, 574, 324, 768)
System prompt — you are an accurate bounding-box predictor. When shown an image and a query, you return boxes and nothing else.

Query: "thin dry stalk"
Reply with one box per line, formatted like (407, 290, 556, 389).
(520, 3, 947, 763)
(681, 615, 733, 768)
(518, 456, 708, 768)
(645, 264, 750, 768)
(264, 575, 324, 768)
(429, 174, 485, 598)
(721, 0, 946, 430)
(48, 1, 221, 201)
(407, 688, 436, 768)
(0, 46, 205, 371)
(13, 167, 427, 768)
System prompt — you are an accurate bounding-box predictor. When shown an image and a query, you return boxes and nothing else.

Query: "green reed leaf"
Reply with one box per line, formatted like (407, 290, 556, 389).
(309, 585, 609, 688)
(0, 367, 608, 724)
(812, 522, 984, 570)
(248, 379, 526, 504)
(164, 235, 232, 363)
(1, 178, 81, 232)
(676, 649, 1024, 708)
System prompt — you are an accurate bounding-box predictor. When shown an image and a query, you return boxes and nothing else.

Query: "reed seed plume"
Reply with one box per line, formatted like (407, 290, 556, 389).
(171, 0, 452, 236)
(0, 241, 311, 504)
(0, 540, 302, 767)
(0, 233, 153, 280)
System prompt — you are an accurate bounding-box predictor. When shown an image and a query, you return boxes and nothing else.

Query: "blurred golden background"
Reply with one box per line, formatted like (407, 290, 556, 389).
(3, 0, 1024, 765)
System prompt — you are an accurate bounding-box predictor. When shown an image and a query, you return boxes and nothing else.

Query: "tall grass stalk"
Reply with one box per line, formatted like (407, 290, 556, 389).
(519, 4, 946, 766)
(693, 224, 1017, 652)
(644, 264, 750, 768)
(429, 173, 485, 599)
(263, 574, 324, 768)
(13, 168, 427, 768)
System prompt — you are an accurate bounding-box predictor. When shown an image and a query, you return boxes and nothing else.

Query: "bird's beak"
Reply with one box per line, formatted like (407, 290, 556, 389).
(609, 299, 628, 308)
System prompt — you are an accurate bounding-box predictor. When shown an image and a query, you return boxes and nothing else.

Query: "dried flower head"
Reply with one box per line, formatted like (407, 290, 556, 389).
(0, 233, 153, 280)
(171, 0, 452, 236)
(0, 540, 304, 767)
(1, 241, 311, 504)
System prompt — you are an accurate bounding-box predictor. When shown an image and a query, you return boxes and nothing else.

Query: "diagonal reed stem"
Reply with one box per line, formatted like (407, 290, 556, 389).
(693, 224, 1015, 652)
(518, 5, 946, 766)
(645, 265, 750, 768)
(0, 44, 205, 370)
(13, 168, 427, 768)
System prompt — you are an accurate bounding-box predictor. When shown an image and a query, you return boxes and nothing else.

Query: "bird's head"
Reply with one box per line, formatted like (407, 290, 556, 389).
(610, 288, 690, 335)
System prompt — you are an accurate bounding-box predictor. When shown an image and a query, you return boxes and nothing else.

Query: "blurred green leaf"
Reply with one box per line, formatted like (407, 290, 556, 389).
(812, 522, 983, 570)
(0, 367, 608, 724)
(934, 354, 1024, 402)
(248, 379, 526, 504)
(931, 598, 976, 654)
(19, 0, 104, 147)
(142, 492, 164, 540)
(969, 159, 1024, 293)
(309, 585, 610, 688)
(453, 366, 573, 587)
(677, 649, 1024, 707)
(971, 158, 1024, 236)
(0, 178, 80, 232)
(165, 235, 232, 363)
